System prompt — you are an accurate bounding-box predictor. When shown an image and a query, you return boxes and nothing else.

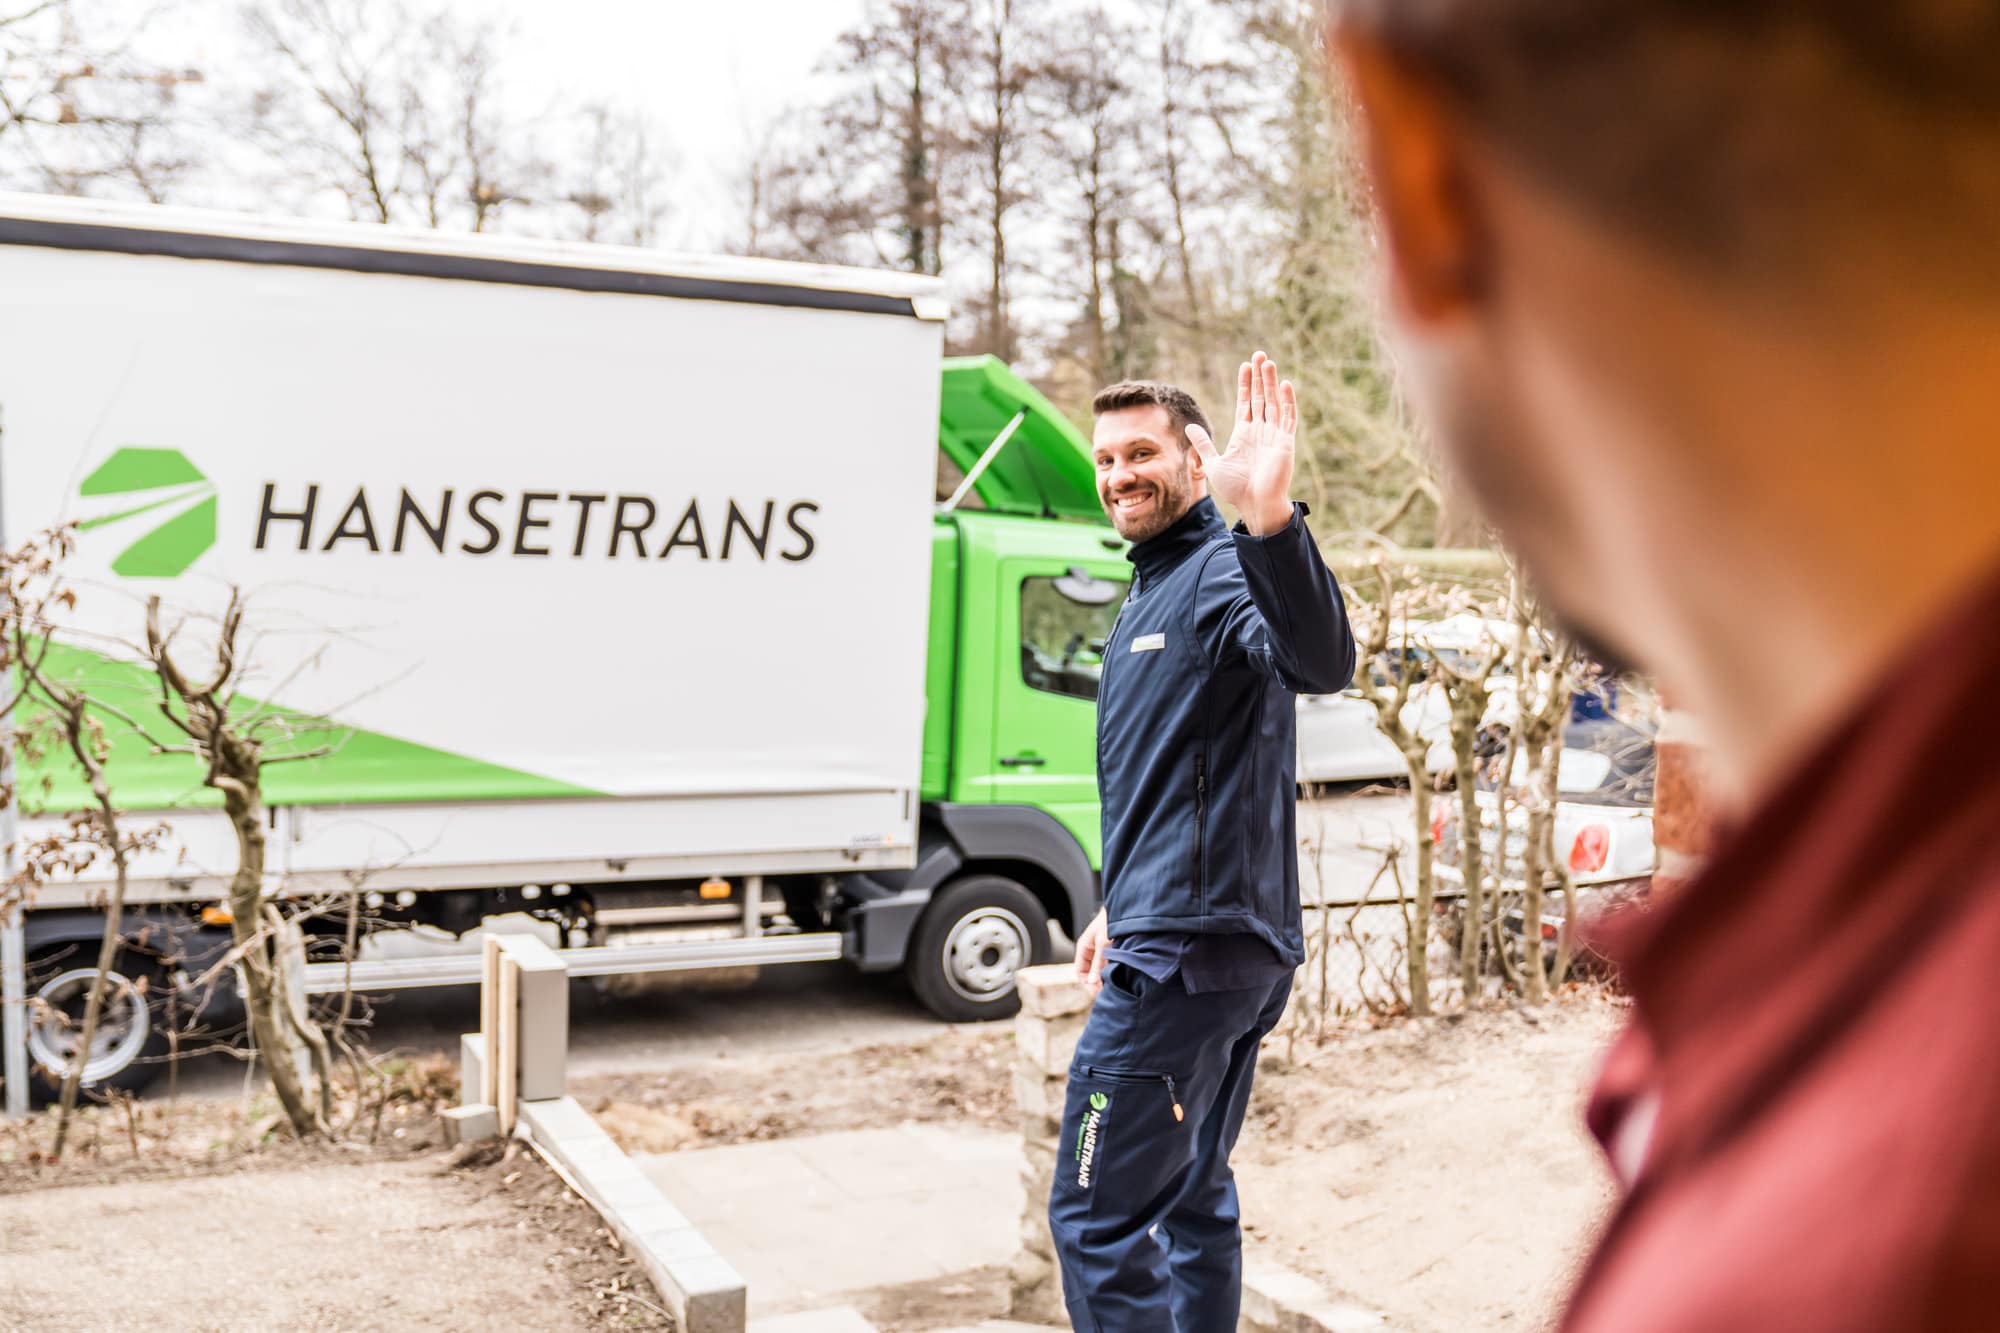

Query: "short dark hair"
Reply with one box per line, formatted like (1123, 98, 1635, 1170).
(1091, 381, 1211, 449)
(1331, 1, 2000, 287)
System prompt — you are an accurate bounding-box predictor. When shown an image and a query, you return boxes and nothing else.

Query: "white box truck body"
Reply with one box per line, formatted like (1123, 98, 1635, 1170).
(0, 194, 942, 903)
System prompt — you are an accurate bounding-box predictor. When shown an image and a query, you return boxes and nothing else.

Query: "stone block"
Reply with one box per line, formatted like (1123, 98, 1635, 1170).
(1015, 964, 1094, 1020)
(1011, 1068, 1053, 1120)
(621, 1199, 695, 1236)
(642, 1224, 719, 1266)
(442, 1103, 499, 1145)
(502, 934, 571, 1102)
(673, 1254, 749, 1333)
(1008, 1244, 1066, 1325)
(1241, 1258, 1386, 1333)
(1015, 1015, 1084, 1077)
(458, 1032, 485, 1104)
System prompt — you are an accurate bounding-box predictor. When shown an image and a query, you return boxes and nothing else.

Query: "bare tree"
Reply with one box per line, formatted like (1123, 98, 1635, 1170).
(0, 0, 204, 202)
(242, 0, 544, 232)
(132, 591, 339, 1138)
(1424, 609, 1510, 999)
(1347, 560, 1447, 1016)
(1038, 6, 1145, 387)
(780, 0, 972, 276)
(958, 0, 1041, 358)
(1, 525, 178, 1153)
(561, 102, 674, 247)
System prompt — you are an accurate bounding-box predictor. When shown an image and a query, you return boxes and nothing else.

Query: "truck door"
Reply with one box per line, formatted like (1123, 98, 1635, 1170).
(989, 560, 1129, 862)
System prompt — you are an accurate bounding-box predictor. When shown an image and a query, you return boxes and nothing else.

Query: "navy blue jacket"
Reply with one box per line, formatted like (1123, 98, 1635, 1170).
(1096, 496, 1355, 965)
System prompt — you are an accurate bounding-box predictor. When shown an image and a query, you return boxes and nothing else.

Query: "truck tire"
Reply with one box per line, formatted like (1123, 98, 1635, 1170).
(23, 947, 173, 1100)
(906, 875, 1051, 1023)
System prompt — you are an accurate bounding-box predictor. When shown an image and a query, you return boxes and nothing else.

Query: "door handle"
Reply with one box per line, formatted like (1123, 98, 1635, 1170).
(1000, 754, 1048, 767)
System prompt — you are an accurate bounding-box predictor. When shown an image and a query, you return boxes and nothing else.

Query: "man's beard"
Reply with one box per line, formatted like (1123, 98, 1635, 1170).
(1102, 459, 1195, 543)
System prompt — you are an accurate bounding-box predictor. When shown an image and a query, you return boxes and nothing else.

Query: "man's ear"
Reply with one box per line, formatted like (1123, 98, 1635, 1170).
(1330, 28, 1485, 328)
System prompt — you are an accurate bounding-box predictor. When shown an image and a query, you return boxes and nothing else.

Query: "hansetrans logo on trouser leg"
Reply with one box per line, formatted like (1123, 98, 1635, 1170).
(1076, 1091, 1108, 1187)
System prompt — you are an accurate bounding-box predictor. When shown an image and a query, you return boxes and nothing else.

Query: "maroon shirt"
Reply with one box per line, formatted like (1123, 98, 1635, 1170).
(1563, 565, 2000, 1332)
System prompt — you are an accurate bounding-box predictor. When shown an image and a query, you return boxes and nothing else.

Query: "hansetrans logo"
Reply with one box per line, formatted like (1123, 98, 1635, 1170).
(77, 448, 217, 578)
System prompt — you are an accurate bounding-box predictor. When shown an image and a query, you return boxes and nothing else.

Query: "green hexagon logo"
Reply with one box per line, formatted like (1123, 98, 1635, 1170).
(77, 448, 217, 578)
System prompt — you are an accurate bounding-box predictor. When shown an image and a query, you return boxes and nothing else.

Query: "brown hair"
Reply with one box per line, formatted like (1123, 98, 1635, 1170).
(1330, 0, 2000, 285)
(1091, 381, 1212, 450)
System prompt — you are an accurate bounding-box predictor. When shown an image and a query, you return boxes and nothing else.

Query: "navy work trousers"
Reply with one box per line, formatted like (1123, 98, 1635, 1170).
(1047, 961, 1294, 1332)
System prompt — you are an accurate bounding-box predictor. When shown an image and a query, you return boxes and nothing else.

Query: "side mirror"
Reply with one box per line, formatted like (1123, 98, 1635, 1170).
(1054, 566, 1123, 607)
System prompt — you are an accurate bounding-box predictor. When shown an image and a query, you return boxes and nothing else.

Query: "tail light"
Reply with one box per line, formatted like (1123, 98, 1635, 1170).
(1569, 823, 1611, 873)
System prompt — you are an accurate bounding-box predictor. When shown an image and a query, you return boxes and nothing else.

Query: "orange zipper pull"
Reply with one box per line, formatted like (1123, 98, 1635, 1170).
(1167, 1075, 1184, 1122)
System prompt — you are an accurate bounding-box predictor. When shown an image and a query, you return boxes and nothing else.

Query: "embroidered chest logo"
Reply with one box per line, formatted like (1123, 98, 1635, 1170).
(1130, 633, 1166, 653)
(1076, 1091, 1109, 1186)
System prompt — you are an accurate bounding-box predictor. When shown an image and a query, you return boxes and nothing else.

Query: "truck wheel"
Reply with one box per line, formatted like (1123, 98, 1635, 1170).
(906, 876, 1051, 1023)
(23, 948, 172, 1100)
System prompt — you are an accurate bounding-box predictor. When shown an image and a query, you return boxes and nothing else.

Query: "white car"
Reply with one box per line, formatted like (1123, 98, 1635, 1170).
(1294, 688, 1450, 782)
(1295, 615, 1524, 785)
(1434, 706, 1659, 891)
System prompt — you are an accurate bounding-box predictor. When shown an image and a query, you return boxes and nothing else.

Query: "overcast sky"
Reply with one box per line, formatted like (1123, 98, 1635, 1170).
(444, 0, 870, 237)
(142, 0, 872, 247)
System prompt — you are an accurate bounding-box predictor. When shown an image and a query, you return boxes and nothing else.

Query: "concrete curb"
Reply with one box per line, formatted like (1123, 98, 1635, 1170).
(519, 1095, 749, 1333)
(1243, 1257, 1388, 1333)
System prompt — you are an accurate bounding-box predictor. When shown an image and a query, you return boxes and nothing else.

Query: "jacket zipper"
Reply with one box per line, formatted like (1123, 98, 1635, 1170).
(1080, 1065, 1184, 1122)
(1194, 752, 1208, 903)
(1095, 570, 1139, 787)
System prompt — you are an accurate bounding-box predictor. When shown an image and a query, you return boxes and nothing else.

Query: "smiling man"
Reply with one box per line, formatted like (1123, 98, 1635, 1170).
(1047, 354, 1354, 1331)
(1324, 1, 2000, 1329)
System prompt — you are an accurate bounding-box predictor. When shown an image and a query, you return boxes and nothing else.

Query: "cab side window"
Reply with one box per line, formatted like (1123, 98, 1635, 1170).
(1020, 575, 1125, 701)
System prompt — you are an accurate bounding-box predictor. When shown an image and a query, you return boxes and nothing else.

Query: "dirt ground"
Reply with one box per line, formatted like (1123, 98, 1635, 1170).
(1237, 992, 1625, 1332)
(0, 991, 1620, 1333)
(580, 991, 1624, 1332)
(574, 1025, 1019, 1153)
(0, 1076, 671, 1332)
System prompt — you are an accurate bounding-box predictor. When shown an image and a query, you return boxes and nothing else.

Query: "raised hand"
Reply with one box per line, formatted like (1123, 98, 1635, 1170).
(1186, 351, 1298, 536)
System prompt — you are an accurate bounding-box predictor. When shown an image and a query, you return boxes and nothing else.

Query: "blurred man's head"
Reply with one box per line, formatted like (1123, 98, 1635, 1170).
(1092, 381, 1212, 542)
(1328, 0, 2000, 801)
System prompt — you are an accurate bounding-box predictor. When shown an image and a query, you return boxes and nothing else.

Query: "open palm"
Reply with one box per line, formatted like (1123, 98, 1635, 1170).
(1187, 351, 1299, 537)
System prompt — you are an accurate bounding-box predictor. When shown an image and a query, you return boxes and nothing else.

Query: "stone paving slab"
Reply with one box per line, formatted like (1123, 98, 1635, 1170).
(747, 1308, 880, 1332)
(641, 1126, 1024, 1314)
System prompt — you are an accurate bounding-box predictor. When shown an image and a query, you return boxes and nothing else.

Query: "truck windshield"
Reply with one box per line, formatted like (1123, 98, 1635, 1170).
(1020, 575, 1125, 701)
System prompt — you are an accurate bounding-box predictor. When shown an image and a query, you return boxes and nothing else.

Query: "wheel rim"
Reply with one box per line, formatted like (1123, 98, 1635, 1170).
(27, 967, 152, 1085)
(941, 907, 1030, 1003)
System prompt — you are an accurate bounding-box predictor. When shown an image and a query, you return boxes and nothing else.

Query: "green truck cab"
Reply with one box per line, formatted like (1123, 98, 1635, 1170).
(836, 356, 1130, 1019)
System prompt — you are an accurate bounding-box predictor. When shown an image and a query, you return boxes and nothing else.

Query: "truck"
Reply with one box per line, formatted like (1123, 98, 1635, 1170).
(0, 194, 1132, 1098)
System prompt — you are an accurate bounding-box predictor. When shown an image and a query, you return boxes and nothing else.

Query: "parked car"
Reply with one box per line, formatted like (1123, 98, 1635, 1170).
(1433, 681, 1658, 892)
(1295, 615, 1523, 785)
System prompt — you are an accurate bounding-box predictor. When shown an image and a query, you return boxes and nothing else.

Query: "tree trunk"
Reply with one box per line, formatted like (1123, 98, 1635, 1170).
(51, 767, 131, 1160)
(1450, 692, 1487, 1001)
(1405, 759, 1434, 1017)
(216, 757, 326, 1139)
(1156, 1, 1203, 352)
(1084, 156, 1106, 386)
(902, 25, 936, 276)
(985, 0, 1009, 358)
(1520, 732, 1568, 1000)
